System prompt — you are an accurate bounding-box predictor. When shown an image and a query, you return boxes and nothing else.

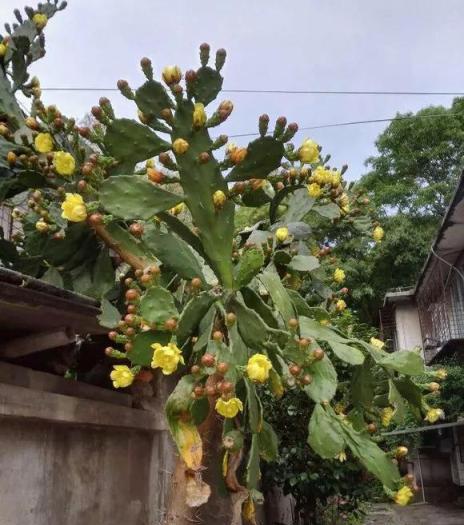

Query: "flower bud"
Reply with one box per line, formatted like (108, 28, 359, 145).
(162, 65, 182, 85)
(428, 382, 440, 392)
(215, 48, 227, 71)
(213, 190, 227, 208)
(147, 167, 165, 183)
(396, 446, 409, 458)
(35, 219, 48, 232)
(172, 138, 189, 155)
(199, 43, 210, 66)
(259, 114, 269, 137)
(275, 227, 289, 242)
(218, 100, 234, 121)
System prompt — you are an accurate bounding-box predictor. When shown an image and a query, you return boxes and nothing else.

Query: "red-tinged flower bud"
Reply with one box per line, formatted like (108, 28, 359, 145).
(213, 331, 223, 342)
(191, 365, 201, 375)
(78, 126, 90, 138)
(199, 42, 210, 66)
(129, 222, 144, 238)
(215, 48, 227, 71)
(276, 116, 287, 128)
(125, 289, 139, 302)
(220, 380, 233, 394)
(105, 347, 114, 357)
(147, 168, 165, 183)
(206, 385, 216, 397)
(191, 277, 202, 289)
(198, 151, 210, 164)
(127, 304, 136, 314)
(117, 79, 128, 90)
(217, 362, 229, 375)
(124, 278, 134, 287)
(185, 69, 197, 83)
(108, 331, 118, 341)
(124, 342, 133, 352)
(276, 181, 285, 191)
(137, 370, 154, 383)
(88, 213, 103, 226)
(233, 182, 246, 194)
(312, 348, 324, 361)
(201, 353, 215, 367)
(77, 180, 87, 192)
(193, 385, 204, 397)
(288, 318, 299, 329)
(289, 364, 301, 376)
(367, 423, 377, 434)
(164, 318, 177, 331)
(218, 100, 234, 120)
(91, 106, 103, 120)
(302, 374, 313, 385)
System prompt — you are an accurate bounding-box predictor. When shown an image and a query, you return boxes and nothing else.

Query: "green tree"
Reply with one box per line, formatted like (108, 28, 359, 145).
(343, 99, 464, 323)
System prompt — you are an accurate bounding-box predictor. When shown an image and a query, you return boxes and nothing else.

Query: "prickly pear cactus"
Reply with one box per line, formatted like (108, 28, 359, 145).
(0, 7, 443, 519)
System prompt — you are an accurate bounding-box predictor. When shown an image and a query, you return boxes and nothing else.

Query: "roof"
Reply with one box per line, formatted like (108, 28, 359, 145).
(415, 170, 464, 295)
(384, 287, 415, 307)
(382, 419, 464, 437)
(0, 267, 105, 337)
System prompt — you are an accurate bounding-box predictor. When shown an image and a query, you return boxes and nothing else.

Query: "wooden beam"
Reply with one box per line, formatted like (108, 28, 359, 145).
(0, 328, 76, 358)
(0, 382, 166, 432)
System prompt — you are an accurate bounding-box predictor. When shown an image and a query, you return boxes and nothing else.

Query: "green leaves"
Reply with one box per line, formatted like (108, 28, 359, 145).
(144, 226, 205, 281)
(104, 118, 170, 173)
(98, 297, 121, 329)
(304, 354, 337, 403)
(330, 341, 364, 365)
(233, 247, 264, 289)
(378, 350, 424, 376)
(176, 292, 216, 347)
(100, 176, 182, 220)
(139, 286, 178, 327)
(258, 421, 279, 462)
(258, 271, 295, 324)
(308, 405, 345, 459)
(341, 424, 400, 490)
(313, 202, 340, 220)
(288, 255, 320, 273)
(135, 79, 173, 117)
(192, 66, 223, 105)
(129, 330, 171, 366)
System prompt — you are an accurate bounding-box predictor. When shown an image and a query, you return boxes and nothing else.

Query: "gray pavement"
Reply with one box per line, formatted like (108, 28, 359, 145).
(364, 503, 464, 525)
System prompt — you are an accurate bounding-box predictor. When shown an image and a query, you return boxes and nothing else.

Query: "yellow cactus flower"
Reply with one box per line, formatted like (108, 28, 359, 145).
(215, 397, 243, 418)
(435, 368, 448, 380)
(213, 190, 226, 208)
(0, 43, 8, 57)
(396, 446, 409, 458)
(246, 353, 272, 383)
(373, 226, 385, 243)
(243, 496, 256, 523)
(298, 138, 320, 164)
(228, 145, 247, 164)
(335, 299, 347, 312)
(394, 486, 414, 506)
(175, 420, 203, 470)
(312, 166, 332, 185)
(370, 337, 385, 350)
(33, 13, 48, 29)
(307, 182, 322, 198)
(162, 65, 182, 85)
(333, 268, 345, 283)
(34, 132, 53, 153)
(339, 193, 350, 208)
(110, 365, 135, 389)
(424, 408, 444, 423)
(193, 102, 207, 127)
(275, 227, 289, 242)
(331, 170, 342, 187)
(381, 407, 394, 427)
(35, 219, 48, 233)
(54, 151, 76, 176)
(151, 342, 184, 375)
(173, 138, 189, 155)
(170, 202, 185, 215)
(335, 451, 347, 462)
(61, 193, 87, 222)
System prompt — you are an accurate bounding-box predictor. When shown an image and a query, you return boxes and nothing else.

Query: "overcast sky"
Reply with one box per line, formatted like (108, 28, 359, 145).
(2, 0, 464, 180)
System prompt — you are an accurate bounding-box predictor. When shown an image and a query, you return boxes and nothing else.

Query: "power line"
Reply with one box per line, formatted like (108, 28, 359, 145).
(229, 113, 461, 138)
(40, 87, 464, 96)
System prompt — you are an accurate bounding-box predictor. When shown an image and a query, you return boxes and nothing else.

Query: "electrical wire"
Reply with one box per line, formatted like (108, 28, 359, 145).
(40, 87, 464, 96)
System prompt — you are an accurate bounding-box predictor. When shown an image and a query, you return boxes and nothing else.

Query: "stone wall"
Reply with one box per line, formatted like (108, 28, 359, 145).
(0, 362, 175, 525)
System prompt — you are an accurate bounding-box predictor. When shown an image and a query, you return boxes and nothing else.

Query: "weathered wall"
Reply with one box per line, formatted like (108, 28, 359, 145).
(394, 303, 423, 351)
(0, 363, 175, 525)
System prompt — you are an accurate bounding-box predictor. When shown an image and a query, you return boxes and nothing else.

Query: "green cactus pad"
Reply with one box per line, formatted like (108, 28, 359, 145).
(105, 222, 154, 264)
(104, 118, 171, 173)
(128, 330, 171, 367)
(240, 287, 278, 329)
(258, 271, 296, 324)
(241, 183, 274, 207)
(233, 247, 264, 289)
(100, 176, 182, 220)
(172, 99, 234, 288)
(143, 225, 205, 281)
(139, 285, 179, 328)
(192, 66, 223, 105)
(225, 136, 284, 182)
(177, 292, 216, 347)
(135, 79, 174, 117)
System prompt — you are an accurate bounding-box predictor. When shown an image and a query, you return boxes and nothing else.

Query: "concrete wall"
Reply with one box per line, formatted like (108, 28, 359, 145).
(394, 303, 423, 351)
(0, 363, 175, 525)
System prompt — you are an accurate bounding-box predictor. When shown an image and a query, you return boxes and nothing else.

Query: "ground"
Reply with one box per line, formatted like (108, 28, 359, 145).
(365, 503, 464, 525)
